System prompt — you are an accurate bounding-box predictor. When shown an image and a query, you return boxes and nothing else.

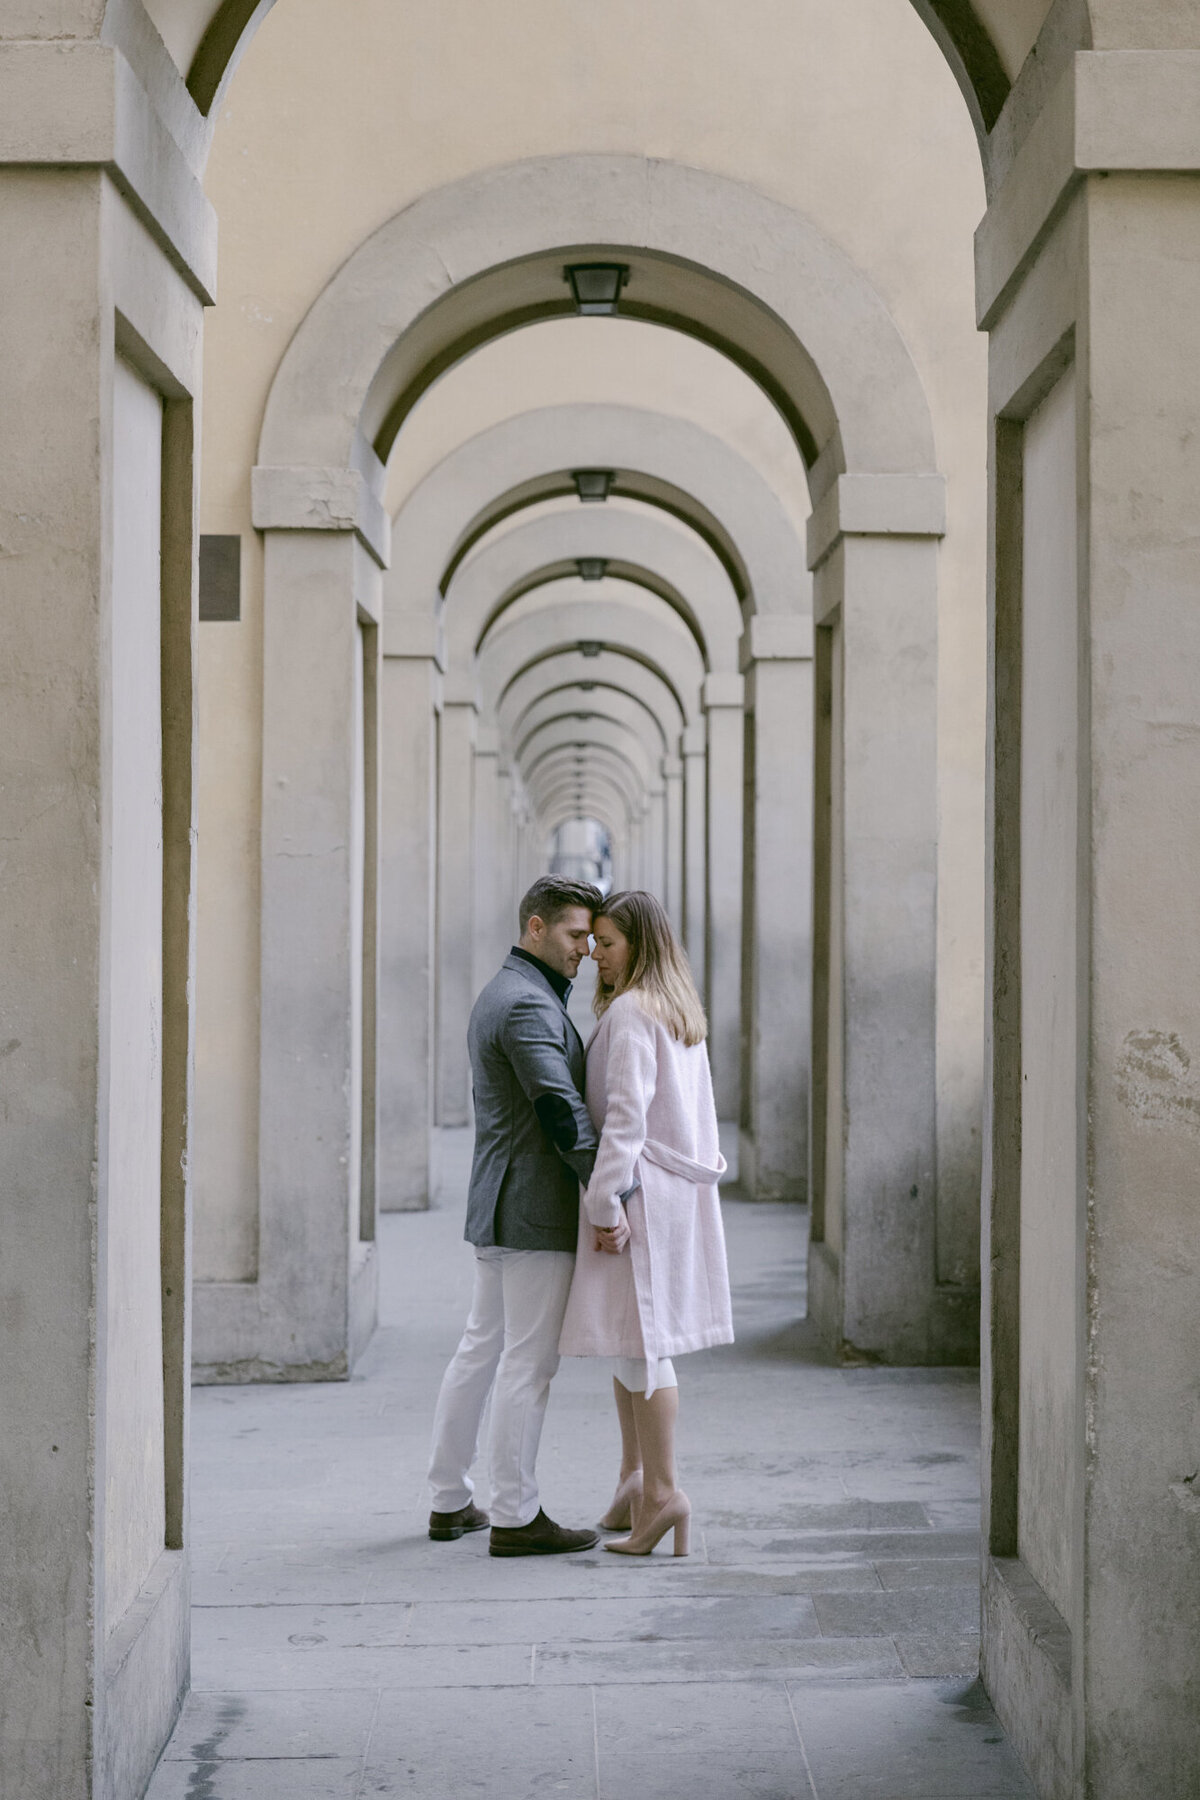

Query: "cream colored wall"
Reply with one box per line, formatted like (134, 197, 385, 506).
(195, 0, 988, 1281)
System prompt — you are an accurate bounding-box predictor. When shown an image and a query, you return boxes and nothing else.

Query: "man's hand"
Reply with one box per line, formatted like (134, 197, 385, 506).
(594, 1216, 631, 1254)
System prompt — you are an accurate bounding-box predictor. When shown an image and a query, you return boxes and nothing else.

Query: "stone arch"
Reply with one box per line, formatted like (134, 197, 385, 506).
(478, 599, 703, 720)
(255, 155, 939, 486)
(443, 508, 742, 673)
(521, 717, 658, 799)
(118, 4, 1052, 152)
(500, 655, 686, 746)
(514, 688, 669, 765)
(382, 405, 810, 630)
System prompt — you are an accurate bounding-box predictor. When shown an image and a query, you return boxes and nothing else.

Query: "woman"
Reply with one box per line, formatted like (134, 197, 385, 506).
(558, 890, 733, 1556)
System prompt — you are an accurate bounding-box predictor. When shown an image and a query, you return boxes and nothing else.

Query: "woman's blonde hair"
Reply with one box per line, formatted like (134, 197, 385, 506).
(592, 890, 707, 1046)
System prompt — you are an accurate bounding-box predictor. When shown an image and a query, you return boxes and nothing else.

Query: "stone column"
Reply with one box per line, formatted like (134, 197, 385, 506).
(704, 674, 745, 1119)
(662, 755, 684, 933)
(974, 54, 1200, 1800)
(644, 784, 667, 902)
(435, 683, 477, 1125)
(472, 727, 508, 998)
(378, 615, 440, 1210)
(199, 491, 385, 1382)
(806, 473, 949, 1362)
(739, 617, 814, 1201)
(0, 45, 208, 1797)
(681, 724, 708, 991)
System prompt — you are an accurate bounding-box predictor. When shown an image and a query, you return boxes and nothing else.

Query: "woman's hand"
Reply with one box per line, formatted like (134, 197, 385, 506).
(594, 1217, 631, 1254)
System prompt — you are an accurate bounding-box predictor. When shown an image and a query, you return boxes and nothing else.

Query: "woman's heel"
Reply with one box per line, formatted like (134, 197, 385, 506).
(599, 1470, 643, 1531)
(604, 1491, 690, 1557)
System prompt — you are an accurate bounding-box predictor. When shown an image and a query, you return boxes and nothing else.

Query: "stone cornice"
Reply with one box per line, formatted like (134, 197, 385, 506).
(977, 52, 1200, 330)
(251, 465, 391, 569)
(0, 41, 217, 302)
(806, 473, 947, 573)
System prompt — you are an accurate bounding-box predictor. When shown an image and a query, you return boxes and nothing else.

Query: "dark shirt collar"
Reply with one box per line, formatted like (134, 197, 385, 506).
(511, 945, 572, 1004)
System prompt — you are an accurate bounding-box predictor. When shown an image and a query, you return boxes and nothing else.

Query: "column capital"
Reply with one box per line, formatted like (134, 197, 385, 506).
(702, 672, 745, 711)
(740, 614, 814, 670)
(807, 473, 946, 572)
(382, 606, 445, 666)
(0, 41, 217, 302)
(252, 465, 390, 568)
(680, 722, 707, 758)
(661, 755, 684, 781)
(978, 51, 1200, 330)
(440, 672, 478, 710)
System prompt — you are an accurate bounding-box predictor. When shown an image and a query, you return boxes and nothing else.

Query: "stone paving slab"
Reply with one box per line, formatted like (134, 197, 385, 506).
(147, 1759, 365, 1798)
(789, 1679, 1034, 1797)
(895, 1632, 986, 1678)
(191, 1640, 535, 1692)
(532, 1635, 907, 1683)
(874, 1557, 980, 1589)
(593, 1680, 810, 1800)
(811, 1584, 980, 1637)
(147, 1166, 1034, 1800)
(702, 1527, 981, 1563)
(162, 1690, 379, 1760)
(362, 1685, 597, 1799)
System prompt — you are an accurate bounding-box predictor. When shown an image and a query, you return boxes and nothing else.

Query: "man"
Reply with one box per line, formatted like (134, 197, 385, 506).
(427, 875, 603, 1556)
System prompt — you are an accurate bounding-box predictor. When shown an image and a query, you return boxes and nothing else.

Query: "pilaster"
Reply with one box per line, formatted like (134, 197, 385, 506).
(739, 615, 814, 1201)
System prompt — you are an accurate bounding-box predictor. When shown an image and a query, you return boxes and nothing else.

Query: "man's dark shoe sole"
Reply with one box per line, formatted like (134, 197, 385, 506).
(489, 1531, 600, 1557)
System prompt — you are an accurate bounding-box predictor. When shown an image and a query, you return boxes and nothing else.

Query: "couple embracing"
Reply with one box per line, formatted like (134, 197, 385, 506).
(427, 876, 733, 1559)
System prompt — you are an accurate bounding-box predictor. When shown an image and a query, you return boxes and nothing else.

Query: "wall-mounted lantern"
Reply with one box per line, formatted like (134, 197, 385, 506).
(578, 640, 603, 658)
(577, 557, 608, 582)
(565, 263, 629, 315)
(573, 469, 615, 503)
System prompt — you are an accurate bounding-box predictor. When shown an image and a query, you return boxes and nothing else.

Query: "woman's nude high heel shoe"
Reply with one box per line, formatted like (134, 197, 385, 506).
(599, 1470, 643, 1531)
(604, 1490, 690, 1557)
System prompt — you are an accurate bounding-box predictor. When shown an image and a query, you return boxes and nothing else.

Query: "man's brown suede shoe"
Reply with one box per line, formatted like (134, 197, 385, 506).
(428, 1502, 490, 1541)
(489, 1508, 600, 1557)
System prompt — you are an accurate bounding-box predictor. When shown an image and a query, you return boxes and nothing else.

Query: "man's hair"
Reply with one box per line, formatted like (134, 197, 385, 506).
(519, 875, 602, 935)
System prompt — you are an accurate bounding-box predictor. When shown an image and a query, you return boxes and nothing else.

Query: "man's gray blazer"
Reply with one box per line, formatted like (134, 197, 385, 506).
(465, 953, 599, 1251)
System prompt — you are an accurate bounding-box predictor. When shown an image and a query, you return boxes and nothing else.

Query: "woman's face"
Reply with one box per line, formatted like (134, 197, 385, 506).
(591, 916, 631, 988)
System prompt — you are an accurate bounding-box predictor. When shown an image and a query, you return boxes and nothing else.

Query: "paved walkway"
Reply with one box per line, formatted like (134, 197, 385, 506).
(148, 1135, 1034, 1799)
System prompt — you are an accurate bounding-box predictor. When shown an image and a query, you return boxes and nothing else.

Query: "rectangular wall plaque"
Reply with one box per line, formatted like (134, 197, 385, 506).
(199, 534, 241, 621)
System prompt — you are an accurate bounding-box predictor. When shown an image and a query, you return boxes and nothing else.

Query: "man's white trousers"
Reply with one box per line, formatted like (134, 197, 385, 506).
(427, 1246, 576, 1529)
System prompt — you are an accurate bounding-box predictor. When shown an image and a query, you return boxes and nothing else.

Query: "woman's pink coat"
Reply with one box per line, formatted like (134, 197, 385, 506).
(558, 991, 734, 1394)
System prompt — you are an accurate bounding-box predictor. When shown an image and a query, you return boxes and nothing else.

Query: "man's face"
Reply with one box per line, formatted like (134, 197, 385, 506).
(527, 906, 594, 979)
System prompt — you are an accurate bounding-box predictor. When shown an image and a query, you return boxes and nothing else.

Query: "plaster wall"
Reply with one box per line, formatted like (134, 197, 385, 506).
(103, 355, 168, 1632)
(1017, 367, 1079, 1624)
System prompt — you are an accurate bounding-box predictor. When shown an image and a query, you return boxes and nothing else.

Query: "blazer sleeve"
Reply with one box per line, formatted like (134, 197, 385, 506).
(581, 1000, 658, 1230)
(500, 991, 598, 1186)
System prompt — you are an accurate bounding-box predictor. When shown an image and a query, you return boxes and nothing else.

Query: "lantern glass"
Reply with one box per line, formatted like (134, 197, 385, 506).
(566, 263, 628, 315)
(573, 469, 614, 503)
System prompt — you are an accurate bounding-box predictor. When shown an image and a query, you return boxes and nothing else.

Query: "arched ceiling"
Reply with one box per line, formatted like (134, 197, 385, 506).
(500, 656, 685, 746)
(136, 0, 1059, 139)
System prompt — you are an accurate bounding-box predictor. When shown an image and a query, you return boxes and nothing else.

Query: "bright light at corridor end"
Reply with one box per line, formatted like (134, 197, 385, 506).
(564, 262, 629, 314)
